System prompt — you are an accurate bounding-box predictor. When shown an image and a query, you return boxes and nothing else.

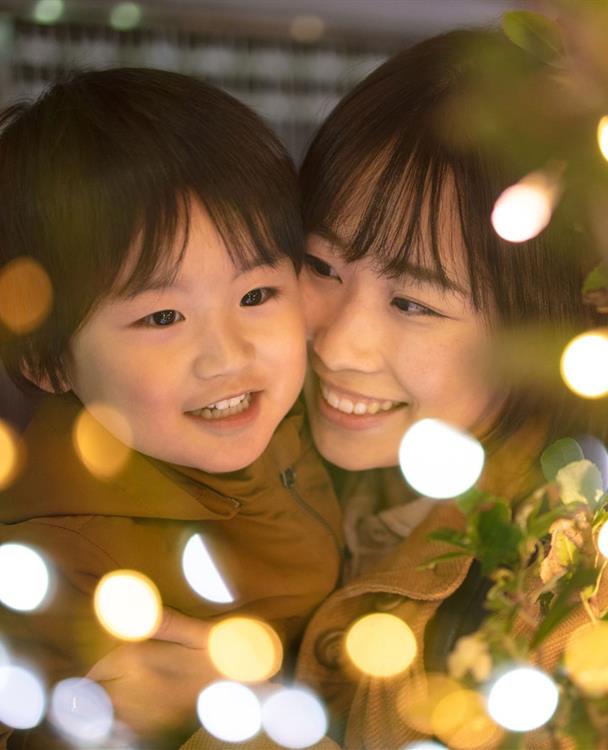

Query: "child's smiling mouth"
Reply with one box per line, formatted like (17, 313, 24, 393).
(186, 392, 253, 420)
(320, 382, 406, 416)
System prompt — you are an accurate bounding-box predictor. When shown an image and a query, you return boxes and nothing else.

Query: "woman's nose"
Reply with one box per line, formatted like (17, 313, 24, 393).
(311, 296, 384, 374)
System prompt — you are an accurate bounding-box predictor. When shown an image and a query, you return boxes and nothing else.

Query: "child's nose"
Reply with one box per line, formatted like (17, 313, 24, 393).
(192, 323, 254, 380)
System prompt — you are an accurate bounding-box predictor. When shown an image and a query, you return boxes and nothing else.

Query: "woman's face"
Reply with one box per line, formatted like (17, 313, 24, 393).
(301, 227, 503, 470)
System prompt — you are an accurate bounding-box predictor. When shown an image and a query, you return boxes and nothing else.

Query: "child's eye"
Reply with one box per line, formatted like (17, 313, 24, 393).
(391, 297, 440, 317)
(304, 254, 341, 281)
(139, 309, 185, 327)
(240, 287, 278, 307)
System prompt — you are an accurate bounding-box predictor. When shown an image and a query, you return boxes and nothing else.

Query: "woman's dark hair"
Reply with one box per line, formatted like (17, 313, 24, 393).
(0, 67, 302, 393)
(300, 29, 605, 445)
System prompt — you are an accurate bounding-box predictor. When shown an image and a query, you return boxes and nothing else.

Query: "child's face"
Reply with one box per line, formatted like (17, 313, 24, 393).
(300, 228, 502, 471)
(66, 201, 306, 473)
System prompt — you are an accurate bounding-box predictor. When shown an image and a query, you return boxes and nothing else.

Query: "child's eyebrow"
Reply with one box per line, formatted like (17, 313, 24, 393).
(394, 263, 466, 296)
(114, 277, 185, 300)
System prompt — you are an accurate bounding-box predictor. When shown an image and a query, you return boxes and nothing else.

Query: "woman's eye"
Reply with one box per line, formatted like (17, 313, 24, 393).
(304, 254, 340, 280)
(140, 309, 185, 327)
(391, 297, 438, 316)
(240, 287, 277, 307)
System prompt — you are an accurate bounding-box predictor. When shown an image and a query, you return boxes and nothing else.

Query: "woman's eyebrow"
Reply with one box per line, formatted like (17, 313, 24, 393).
(395, 263, 466, 295)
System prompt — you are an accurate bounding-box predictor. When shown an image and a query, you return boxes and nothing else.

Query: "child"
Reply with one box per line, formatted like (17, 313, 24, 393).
(0, 68, 343, 747)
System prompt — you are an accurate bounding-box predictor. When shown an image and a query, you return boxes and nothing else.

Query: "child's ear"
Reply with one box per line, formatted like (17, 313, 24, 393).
(20, 361, 70, 394)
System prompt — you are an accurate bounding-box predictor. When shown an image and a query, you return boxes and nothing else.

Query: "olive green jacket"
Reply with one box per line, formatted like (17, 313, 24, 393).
(0, 394, 343, 748)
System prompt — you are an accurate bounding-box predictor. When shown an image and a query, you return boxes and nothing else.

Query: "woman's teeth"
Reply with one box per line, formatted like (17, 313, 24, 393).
(320, 384, 400, 415)
(189, 393, 252, 420)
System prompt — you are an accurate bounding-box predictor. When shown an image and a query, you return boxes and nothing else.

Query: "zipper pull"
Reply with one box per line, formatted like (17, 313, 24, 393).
(280, 467, 296, 488)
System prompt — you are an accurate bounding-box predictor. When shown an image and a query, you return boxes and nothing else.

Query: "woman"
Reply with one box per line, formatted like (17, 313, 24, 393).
(292, 28, 607, 749)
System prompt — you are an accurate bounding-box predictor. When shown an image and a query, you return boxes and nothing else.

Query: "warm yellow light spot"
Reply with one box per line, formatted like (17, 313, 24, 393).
(345, 613, 417, 677)
(565, 622, 608, 696)
(397, 673, 462, 735)
(432, 688, 503, 749)
(94, 570, 161, 641)
(598, 521, 608, 558)
(597, 116, 608, 162)
(0, 257, 53, 334)
(491, 169, 559, 243)
(560, 330, 608, 398)
(0, 420, 23, 490)
(73, 404, 132, 480)
(289, 15, 325, 43)
(208, 618, 283, 683)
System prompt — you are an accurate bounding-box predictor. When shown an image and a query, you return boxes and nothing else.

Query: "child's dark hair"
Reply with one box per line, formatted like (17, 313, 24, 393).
(0, 67, 302, 393)
(300, 28, 606, 446)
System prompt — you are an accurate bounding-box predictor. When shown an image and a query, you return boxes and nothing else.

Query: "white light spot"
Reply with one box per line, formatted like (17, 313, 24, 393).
(262, 687, 327, 749)
(197, 681, 261, 743)
(403, 743, 448, 750)
(94, 570, 161, 641)
(0, 665, 45, 729)
(399, 419, 484, 499)
(32, 0, 63, 24)
(487, 667, 558, 732)
(0, 543, 50, 611)
(182, 534, 234, 604)
(491, 170, 559, 243)
(561, 331, 608, 399)
(50, 678, 114, 744)
(597, 116, 608, 162)
(109, 2, 142, 31)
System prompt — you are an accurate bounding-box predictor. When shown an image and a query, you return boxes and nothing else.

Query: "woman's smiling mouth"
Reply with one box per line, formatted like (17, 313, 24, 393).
(319, 381, 406, 417)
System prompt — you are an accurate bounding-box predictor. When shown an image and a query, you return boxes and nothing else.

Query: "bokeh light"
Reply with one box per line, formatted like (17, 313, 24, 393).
(491, 171, 558, 243)
(598, 521, 608, 558)
(399, 418, 484, 499)
(560, 331, 608, 398)
(345, 613, 417, 677)
(0, 543, 50, 612)
(0, 257, 53, 334)
(197, 681, 261, 743)
(0, 419, 24, 490)
(397, 673, 462, 735)
(0, 665, 46, 729)
(403, 743, 448, 750)
(432, 688, 502, 750)
(208, 617, 282, 683)
(262, 687, 327, 749)
(597, 115, 608, 162)
(73, 404, 132, 480)
(487, 667, 558, 732)
(564, 622, 608, 696)
(181, 533, 234, 604)
(93, 570, 161, 641)
(109, 2, 142, 31)
(32, 0, 63, 24)
(289, 15, 325, 43)
(50, 678, 114, 744)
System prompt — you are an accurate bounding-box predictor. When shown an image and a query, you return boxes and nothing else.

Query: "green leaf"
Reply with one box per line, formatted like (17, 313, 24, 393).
(527, 504, 574, 538)
(476, 502, 522, 575)
(531, 566, 597, 648)
(583, 262, 608, 293)
(456, 487, 486, 515)
(417, 551, 470, 571)
(556, 459, 604, 506)
(426, 528, 471, 550)
(501, 10, 564, 63)
(541, 438, 584, 482)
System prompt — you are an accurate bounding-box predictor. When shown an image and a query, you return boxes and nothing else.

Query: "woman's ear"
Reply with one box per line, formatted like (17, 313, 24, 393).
(20, 361, 70, 394)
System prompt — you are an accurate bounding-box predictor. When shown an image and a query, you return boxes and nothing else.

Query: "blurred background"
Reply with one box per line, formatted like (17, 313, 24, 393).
(0, 0, 524, 160)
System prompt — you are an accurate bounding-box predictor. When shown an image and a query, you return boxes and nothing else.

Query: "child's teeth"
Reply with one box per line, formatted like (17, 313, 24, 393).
(190, 393, 251, 419)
